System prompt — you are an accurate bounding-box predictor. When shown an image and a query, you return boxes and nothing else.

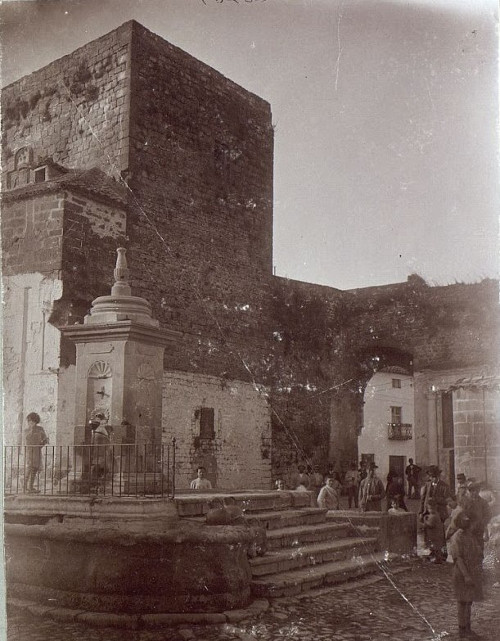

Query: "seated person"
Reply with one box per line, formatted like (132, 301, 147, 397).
(190, 466, 212, 490)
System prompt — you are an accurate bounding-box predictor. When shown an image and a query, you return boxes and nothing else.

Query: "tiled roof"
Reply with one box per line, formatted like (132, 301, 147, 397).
(2, 167, 129, 207)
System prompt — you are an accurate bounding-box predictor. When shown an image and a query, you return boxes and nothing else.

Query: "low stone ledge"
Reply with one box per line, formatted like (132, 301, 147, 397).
(223, 598, 269, 623)
(76, 611, 141, 629)
(7, 596, 270, 628)
(141, 612, 227, 627)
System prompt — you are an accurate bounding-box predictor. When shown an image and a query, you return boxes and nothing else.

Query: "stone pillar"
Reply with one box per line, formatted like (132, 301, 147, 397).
(61, 248, 180, 447)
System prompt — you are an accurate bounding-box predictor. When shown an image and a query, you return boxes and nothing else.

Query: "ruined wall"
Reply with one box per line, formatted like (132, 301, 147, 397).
(2, 22, 133, 183)
(162, 371, 272, 490)
(347, 277, 499, 372)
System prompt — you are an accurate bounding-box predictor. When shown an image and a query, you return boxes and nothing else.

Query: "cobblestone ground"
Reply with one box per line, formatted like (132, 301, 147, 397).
(7, 560, 500, 641)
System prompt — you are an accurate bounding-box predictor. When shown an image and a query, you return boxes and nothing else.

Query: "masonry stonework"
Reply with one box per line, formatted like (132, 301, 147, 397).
(162, 371, 272, 490)
(2, 21, 499, 489)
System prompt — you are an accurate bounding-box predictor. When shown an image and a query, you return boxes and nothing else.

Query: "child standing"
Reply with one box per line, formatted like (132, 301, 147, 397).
(449, 511, 484, 638)
(423, 497, 446, 563)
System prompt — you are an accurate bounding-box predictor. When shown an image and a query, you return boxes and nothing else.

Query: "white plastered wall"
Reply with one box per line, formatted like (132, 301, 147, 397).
(2, 272, 67, 445)
(358, 371, 415, 483)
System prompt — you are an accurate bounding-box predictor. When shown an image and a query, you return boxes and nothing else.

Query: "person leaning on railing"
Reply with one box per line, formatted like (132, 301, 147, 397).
(25, 412, 49, 493)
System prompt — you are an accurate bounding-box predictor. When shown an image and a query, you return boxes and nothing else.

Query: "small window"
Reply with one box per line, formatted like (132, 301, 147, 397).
(34, 167, 46, 183)
(391, 406, 402, 424)
(392, 378, 401, 389)
(199, 407, 215, 439)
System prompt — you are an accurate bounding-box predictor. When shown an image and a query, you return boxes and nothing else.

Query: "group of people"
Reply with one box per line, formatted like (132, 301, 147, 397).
(274, 460, 389, 512)
(419, 466, 494, 638)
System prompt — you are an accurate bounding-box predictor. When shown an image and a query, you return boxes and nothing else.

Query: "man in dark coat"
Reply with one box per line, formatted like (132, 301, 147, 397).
(359, 462, 385, 512)
(405, 458, 421, 499)
(419, 465, 451, 523)
(466, 481, 491, 555)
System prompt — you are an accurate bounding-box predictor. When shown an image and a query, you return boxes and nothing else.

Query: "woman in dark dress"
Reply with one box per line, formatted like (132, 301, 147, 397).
(449, 511, 483, 638)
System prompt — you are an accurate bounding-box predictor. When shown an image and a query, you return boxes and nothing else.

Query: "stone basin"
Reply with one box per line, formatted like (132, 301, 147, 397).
(5, 496, 256, 614)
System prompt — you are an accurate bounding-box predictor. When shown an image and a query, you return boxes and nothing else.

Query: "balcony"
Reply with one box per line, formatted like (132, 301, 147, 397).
(388, 423, 413, 440)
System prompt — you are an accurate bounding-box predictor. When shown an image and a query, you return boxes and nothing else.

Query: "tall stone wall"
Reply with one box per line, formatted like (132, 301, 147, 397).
(2, 22, 133, 184)
(121, 22, 274, 380)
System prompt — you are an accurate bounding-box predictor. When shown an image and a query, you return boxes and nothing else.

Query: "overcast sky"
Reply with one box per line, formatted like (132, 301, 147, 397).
(1, 0, 498, 290)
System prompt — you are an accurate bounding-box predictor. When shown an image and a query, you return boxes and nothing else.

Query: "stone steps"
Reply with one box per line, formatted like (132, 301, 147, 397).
(253, 507, 327, 530)
(325, 512, 383, 538)
(174, 496, 413, 599)
(250, 551, 397, 598)
(249, 536, 379, 576)
(265, 521, 352, 550)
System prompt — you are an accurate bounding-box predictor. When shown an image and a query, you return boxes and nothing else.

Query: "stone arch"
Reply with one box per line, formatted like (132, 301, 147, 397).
(329, 343, 414, 469)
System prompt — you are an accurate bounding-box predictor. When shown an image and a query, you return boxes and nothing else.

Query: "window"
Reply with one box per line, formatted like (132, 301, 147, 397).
(441, 391, 454, 448)
(34, 167, 47, 183)
(392, 378, 401, 389)
(391, 406, 402, 424)
(199, 407, 215, 440)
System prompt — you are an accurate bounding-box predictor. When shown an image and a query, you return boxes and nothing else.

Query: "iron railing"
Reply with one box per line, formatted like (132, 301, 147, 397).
(3, 441, 176, 498)
(387, 423, 413, 440)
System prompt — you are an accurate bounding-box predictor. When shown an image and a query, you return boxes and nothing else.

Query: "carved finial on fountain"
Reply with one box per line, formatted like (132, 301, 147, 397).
(111, 248, 132, 297)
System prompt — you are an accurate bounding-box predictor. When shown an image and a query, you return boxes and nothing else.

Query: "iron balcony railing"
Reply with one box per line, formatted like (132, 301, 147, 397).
(4, 441, 176, 498)
(388, 423, 413, 440)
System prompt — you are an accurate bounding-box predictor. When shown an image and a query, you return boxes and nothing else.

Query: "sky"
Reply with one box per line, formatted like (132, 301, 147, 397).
(1, 0, 498, 290)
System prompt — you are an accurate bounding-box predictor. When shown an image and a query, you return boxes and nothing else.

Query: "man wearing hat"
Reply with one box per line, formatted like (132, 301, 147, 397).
(358, 462, 385, 512)
(419, 465, 451, 523)
(456, 473, 469, 505)
(466, 480, 491, 555)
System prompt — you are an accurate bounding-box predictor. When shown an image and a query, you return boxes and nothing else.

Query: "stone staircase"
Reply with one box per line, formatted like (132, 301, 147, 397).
(175, 491, 403, 599)
(249, 504, 391, 598)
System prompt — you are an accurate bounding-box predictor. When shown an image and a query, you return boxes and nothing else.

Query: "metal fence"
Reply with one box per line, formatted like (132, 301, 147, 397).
(4, 441, 176, 498)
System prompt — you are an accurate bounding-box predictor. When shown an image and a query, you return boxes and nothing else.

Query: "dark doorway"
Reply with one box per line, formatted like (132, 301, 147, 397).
(389, 455, 405, 481)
